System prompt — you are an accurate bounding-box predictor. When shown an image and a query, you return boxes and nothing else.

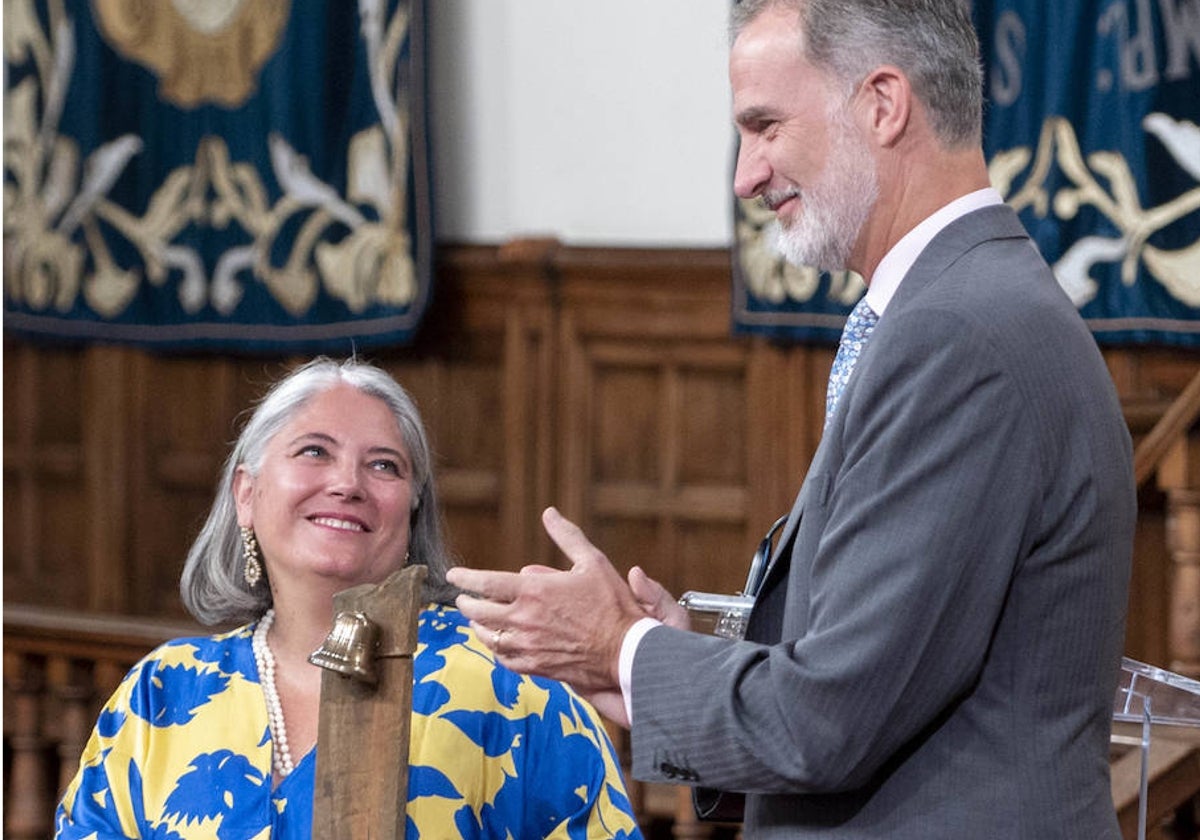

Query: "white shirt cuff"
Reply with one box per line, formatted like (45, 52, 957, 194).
(619, 617, 662, 725)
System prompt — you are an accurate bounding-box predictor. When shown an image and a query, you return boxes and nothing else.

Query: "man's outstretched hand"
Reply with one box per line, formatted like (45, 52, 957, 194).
(446, 507, 687, 704)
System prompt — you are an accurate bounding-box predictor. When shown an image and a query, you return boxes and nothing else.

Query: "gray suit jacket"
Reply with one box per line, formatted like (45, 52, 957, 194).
(630, 205, 1136, 838)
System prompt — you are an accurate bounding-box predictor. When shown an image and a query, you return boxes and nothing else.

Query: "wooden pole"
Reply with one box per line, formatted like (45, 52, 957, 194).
(311, 565, 426, 840)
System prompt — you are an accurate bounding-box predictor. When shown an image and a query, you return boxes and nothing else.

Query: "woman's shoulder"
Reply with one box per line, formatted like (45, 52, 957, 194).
(122, 624, 256, 685)
(90, 624, 259, 741)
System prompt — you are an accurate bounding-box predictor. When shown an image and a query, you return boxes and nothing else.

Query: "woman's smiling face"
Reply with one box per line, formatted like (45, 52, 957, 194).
(234, 382, 415, 594)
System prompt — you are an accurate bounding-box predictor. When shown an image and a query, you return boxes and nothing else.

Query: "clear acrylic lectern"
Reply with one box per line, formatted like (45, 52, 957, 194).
(1113, 657, 1200, 840)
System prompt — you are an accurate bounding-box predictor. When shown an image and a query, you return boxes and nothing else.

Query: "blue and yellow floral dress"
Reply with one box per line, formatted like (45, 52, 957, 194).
(55, 605, 642, 839)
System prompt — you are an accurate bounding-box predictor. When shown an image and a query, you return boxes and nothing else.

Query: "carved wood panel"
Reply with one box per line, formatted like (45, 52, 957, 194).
(5, 344, 93, 611)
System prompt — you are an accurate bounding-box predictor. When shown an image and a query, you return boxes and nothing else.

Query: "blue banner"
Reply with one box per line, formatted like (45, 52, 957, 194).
(4, 0, 433, 353)
(732, 0, 1200, 347)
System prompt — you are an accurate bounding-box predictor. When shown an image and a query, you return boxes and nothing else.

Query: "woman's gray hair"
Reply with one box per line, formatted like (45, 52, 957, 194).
(730, 0, 982, 149)
(180, 357, 458, 626)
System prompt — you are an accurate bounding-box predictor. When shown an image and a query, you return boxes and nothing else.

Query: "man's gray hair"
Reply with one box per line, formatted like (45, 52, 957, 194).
(731, 0, 982, 148)
(180, 357, 457, 626)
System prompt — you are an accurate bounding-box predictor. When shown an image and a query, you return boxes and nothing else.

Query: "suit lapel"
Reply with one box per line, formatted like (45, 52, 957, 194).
(744, 448, 823, 641)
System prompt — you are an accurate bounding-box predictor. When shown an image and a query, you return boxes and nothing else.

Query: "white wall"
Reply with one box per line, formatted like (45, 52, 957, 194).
(428, 0, 735, 247)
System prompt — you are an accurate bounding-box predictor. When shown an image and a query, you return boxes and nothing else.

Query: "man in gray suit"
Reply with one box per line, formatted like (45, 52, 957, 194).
(448, 0, 1136, 836)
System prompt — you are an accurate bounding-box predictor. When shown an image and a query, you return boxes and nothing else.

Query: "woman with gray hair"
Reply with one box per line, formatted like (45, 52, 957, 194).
(179, 356, 458, 626)
(55, 357, 642, 839)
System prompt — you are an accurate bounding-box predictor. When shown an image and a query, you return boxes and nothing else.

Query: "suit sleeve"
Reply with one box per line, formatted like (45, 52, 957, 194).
(631, 304, 1042, 794)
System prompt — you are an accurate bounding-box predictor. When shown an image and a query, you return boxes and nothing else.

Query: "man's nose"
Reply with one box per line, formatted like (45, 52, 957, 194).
(733, 139, 769, 199)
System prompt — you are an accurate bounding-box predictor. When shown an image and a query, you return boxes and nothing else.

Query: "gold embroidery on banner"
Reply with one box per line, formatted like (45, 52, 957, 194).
(4, 1, 418, 320)
(89, 0, 290, 108)
(991, 115, 1200, 307)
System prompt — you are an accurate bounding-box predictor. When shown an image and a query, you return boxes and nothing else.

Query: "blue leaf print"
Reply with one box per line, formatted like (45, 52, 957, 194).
(453, 802, 483, 838)
(144, 821, 187, 840)
(127, 758, 175, 837)
(60, 774, 184, 840)
(408, 764, 463, 800)
(488, 680, 623, 838)
(412, 676, 451, 715)
(56, 753, 121, 835)
(489, 661, 522, 709)
(128, 757, 146, 821)
(97, 706, 126, 737)
(128, 663, 229, 726)
(412, 613, 456, 715)
(186, 635, 257, 683)
(441, 709, 526, 757)
(162, 749, 266, 839)
(605, 781, 634, 818)
(421, 608, 519, 709)
(589, 785, 639, 840)
(77, 755, 114, 808)
(490, 738, 598, 837)
(160, 637, 200, 651)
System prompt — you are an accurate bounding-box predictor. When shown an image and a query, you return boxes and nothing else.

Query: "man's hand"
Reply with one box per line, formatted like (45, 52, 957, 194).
(576, 565, 691, 727)
(447, 507, 651, 693)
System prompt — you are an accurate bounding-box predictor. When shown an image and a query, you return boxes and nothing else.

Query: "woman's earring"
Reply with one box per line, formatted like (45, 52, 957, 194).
(241, 526, 263, 587)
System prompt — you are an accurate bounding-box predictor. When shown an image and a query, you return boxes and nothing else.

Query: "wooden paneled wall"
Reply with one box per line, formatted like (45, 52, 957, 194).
(5, 241, 1200, 839)
(4, 240, 1199, 652)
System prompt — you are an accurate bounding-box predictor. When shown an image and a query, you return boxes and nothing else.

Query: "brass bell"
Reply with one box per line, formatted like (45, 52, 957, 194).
(309, 611, 380, 684)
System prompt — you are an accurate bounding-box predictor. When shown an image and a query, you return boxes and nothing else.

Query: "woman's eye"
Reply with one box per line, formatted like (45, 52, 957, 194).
(296, 444, 327, 458)
(370, 459, 402, 476)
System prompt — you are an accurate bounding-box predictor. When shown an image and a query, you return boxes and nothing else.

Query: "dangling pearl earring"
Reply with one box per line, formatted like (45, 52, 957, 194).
(242, 526, 263, 587)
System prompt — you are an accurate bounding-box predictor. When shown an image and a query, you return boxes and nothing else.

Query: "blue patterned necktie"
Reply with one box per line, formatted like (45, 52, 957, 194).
(825, 296, 879, 429)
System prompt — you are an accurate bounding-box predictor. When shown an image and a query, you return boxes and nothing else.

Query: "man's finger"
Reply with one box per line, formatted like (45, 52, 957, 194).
(455, 591, 517, 629)
(541, 506, 607, 569)
(629, 565, 690, 630)
(628, 565, 670, 605)
(467, 619, 505, 650)
(446, 566, 522, 602)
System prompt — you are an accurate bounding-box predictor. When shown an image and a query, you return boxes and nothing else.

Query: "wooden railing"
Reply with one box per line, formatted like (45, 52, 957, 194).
(1134, 369, 1200, 487)
(3, 604, 203, 840)
(1129, 369, 1200, 683)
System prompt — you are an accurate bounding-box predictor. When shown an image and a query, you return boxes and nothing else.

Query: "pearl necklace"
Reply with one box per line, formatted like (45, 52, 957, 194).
(252, 609, 295, 778)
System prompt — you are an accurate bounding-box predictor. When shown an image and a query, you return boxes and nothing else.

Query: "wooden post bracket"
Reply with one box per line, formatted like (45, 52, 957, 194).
(311, 565, 426, 840)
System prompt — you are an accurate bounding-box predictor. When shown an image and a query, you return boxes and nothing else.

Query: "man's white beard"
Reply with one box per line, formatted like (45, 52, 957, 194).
(773, 111, 879, 272)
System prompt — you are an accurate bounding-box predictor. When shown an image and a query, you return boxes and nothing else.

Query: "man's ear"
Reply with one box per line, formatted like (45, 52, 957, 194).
(857, 65, 912, 147)
(233, 466, 254, 526)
